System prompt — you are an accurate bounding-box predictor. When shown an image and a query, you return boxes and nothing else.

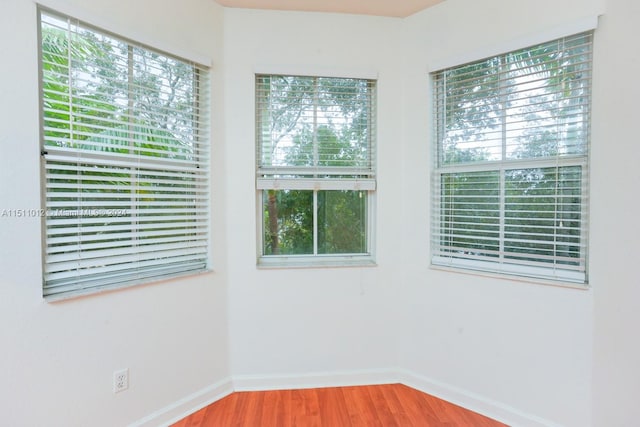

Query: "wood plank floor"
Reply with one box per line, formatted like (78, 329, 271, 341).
(171, 383, 508, 427)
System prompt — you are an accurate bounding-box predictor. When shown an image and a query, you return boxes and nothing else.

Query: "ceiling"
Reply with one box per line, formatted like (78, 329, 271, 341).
(214, 0, 445, 18)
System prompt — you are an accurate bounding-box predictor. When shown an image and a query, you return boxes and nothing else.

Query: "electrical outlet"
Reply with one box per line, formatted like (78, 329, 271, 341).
(113, 368, 129, 393)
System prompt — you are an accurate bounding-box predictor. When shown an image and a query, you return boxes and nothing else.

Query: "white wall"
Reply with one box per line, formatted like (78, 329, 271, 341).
(400, 0, 608, 426)
(0, 1, 230, 426)
(3, 0, 640, 426)
(590, 0, 640, 425)
(223, 9, 405, 387)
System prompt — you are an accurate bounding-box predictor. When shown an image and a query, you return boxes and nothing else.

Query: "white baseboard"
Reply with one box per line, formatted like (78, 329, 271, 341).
(130, 377, 234, 427)
(397, 369, 562, 427)
(132, 369, 562, 427)
(233, 367, 399, 391)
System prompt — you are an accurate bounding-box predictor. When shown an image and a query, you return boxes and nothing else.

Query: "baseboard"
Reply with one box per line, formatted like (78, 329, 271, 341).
(130, 377, 234, 427)
(132, 369, 562, 427)
(397, 369, 562, 427)
(232, 367, 399, 391)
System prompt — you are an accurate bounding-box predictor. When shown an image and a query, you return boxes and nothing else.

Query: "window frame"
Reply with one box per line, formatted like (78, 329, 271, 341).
(38, 8, 212, 300)
(255, 74, 377, 268)
(430, 32, 593, 286)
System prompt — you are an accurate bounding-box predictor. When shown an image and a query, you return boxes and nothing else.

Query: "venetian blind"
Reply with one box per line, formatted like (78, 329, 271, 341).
(256, 74, 376, 191)
(40, 10, 211, 298)
(431, 32, 593, 284)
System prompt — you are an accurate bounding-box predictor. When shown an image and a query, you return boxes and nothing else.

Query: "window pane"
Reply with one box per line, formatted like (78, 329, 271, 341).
(504, 166, 583, 266)
(256, 75, 374, 172)
(133, 47, 200, 159)
(262, 190, 313, 255)
(41, 15, 203, 161)
(504, 36, 592, 160)
(439, 171, 501, 258)
(41, 15, 128, 151)
(436, 59, 502, 165)
(435, 33, 592, 166)
(318, 190, 367, 254)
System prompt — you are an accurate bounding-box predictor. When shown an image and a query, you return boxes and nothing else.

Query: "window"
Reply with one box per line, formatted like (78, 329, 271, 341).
(256, 75, 376, 266)
(39, 10, 210, 299)
(431, 32, 592, 284)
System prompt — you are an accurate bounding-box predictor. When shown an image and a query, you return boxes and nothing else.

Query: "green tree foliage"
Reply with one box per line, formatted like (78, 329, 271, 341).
(263, 190, 313, 255)
(317, 190, 366, 254)
(41, 25, 119, 148)
(41, 17, 199, 156)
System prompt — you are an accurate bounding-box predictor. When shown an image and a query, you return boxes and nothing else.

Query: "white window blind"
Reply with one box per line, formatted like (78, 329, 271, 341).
(40, 10, 211, 298)
(256, 75, 376, 190)
(256, 75, 376, 262)
(431, 32, 592, 284)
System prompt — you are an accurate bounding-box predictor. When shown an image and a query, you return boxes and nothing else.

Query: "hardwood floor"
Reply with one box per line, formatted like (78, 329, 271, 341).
(171, 383, 508, 426)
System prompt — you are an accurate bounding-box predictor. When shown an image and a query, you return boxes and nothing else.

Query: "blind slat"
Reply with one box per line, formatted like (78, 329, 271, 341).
(46, 244, 208, 270)
(44, 261, 207, 297)
(45, 255, 207, 286)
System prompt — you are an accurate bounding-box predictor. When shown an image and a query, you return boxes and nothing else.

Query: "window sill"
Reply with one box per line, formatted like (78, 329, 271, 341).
(430, 258, 589, 290)
(257, 255, 376, 269)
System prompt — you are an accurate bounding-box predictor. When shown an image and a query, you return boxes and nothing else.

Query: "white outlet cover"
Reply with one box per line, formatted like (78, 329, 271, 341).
(113, 368, 129, 393)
